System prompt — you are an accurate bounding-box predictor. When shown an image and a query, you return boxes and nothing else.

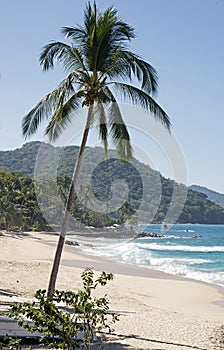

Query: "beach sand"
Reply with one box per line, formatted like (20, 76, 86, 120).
(0, 230, 224, 349)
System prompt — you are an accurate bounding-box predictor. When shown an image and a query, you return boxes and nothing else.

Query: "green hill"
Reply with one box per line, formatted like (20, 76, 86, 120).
(190, 184, 224, 208)
(0, 141, 224, 226)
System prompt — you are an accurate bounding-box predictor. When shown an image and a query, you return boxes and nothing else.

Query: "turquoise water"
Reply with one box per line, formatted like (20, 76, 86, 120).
(134, 224, 224, 287)
(79, 224, 224, 288)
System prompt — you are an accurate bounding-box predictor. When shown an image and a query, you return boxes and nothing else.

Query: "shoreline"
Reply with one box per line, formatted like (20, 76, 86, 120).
(64, 240, 222, 285)
(64, 230, 224, 295)
(25, 231, 224, 318)
(0, 230, 224, 349)
(62, 239, 224, 310)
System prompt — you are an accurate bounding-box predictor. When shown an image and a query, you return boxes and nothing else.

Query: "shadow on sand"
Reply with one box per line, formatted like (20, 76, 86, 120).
(100, 331, 208, 350)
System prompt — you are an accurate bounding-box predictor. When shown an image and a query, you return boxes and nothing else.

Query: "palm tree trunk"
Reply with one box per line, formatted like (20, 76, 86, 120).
(47, 104, 94, 298)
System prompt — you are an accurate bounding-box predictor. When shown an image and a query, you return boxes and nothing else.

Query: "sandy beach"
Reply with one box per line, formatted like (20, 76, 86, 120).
(0, 230, 224, 349)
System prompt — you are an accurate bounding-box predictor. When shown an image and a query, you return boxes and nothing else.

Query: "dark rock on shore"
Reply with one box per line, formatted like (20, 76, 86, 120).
(65, 240, 79, 246)
(136, 232, 164, 238)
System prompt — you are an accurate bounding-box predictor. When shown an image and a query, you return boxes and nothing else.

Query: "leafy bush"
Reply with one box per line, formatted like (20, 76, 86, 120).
(0, 336, 22, 350)
(8, 268, 119, 349)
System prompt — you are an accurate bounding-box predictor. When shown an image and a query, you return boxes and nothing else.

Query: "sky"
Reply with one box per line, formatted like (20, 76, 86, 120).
(0, 0, 224, 193)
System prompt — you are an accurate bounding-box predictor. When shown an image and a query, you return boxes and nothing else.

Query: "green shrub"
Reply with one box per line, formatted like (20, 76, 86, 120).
(0, 336, 22, 350)
(8, 268, 119, 349)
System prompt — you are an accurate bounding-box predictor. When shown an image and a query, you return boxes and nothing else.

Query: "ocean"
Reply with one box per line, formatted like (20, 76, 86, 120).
(69, 224, 224, 288)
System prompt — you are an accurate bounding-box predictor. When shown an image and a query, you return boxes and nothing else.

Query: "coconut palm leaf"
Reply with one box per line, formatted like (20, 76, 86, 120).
(45, 93, 81, 141)
(91, 8, 134, 72)
(99, 85, 132, 161)
(62, 26, 86, 40)
(40, 42, 89, 77)
(40, 42, 71, 71)
(22, 74, 76, 139)
(108, 101, 132, 161)
(22, 89, 60, 139)
(105, 50, 158, 95)
(112, 82, 171, 130)
(67, 47, 89, 75)
(94, 103, 108, 159)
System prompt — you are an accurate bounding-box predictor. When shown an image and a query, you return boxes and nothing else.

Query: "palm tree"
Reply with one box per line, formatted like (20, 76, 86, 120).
(22, 1, 171, 297)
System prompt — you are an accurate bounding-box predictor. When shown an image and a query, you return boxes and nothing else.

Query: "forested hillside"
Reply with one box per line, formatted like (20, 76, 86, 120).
(0, 141, 224, 230)
(190, 184, 224, 208)
(0, 169, 47, 231)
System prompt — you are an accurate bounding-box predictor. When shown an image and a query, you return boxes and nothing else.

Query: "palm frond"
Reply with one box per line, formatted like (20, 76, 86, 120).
(61, 47, 89, 75)
(39, 42, 71, 71)
(22, 89, 60, 139)
(101, 87, 132, 161)
(112, 19, 135, 41)
(22, 75, 76, 139)
(138, 59, 158, 94)
(84, 1, 97, 37)
(59, 92, 81, 120)
(104, 50, 133, 81)
(91, 7, 134, 72)
(40, 42, 89, 76)
(100, 5, 135, 42)
(109, 101, 133, 161)
(95, 86, 133, 161)
(97, 87, 112, 104)
(69, 47, 88, 73)
(44, 91, 66, 141)
(61, 26, 86, 40)
(94, 103, 108, 159)
(128, 54, 158, 95)
(45, 93, 81, 142)
(111, 82, 171, 131)
(105, 50, 158, 95)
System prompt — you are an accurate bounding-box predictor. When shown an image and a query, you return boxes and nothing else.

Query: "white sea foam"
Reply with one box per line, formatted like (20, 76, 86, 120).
(152, 262, 224, 286)
(136, 235, 193, 240)
(70, 228, 224, 288)
(82, 242, 224, 287)
(136, 243, 224, 252)
(149, 257, 212, 266)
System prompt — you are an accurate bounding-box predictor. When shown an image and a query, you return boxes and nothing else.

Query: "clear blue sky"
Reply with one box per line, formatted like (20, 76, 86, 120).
(0, 0, 224, 193)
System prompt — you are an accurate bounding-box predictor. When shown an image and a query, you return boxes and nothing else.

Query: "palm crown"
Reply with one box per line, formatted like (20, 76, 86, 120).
(22, 1, 170, 161)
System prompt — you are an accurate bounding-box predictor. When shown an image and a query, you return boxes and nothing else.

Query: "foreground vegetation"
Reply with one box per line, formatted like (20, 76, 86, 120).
(1, 269, 118, 349)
